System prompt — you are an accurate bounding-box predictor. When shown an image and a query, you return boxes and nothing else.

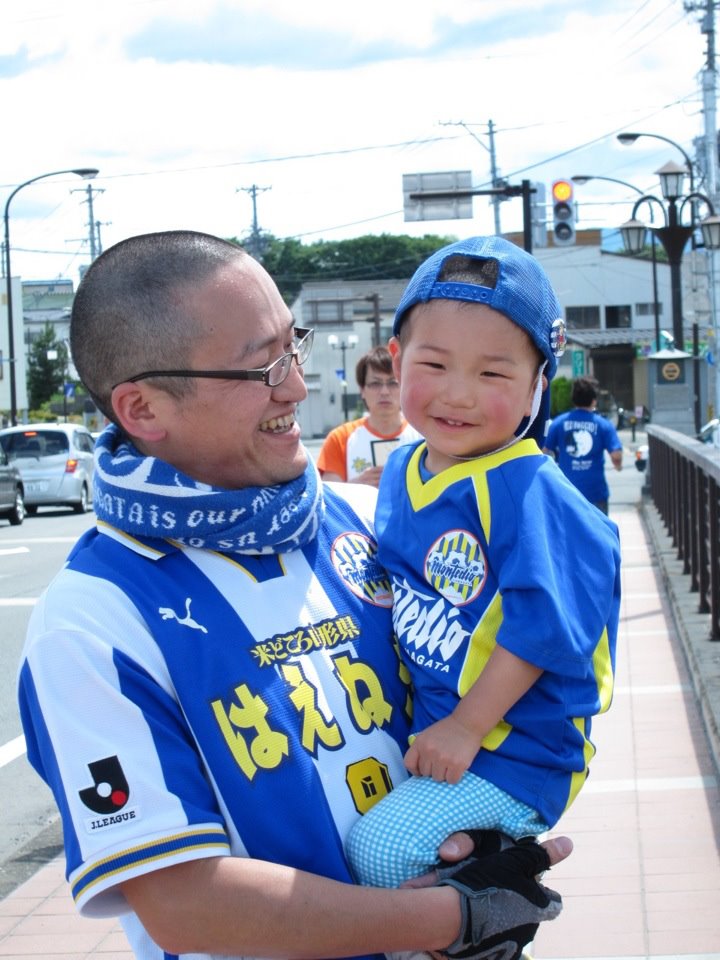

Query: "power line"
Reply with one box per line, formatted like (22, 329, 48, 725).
(22, 135, 463, 186)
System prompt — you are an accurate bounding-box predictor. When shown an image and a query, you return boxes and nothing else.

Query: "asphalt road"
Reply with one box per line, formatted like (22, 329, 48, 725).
(0, 507, 96, 897)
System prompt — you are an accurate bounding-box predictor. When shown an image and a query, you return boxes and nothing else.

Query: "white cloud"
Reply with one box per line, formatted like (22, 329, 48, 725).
(0, 0, 711, 283)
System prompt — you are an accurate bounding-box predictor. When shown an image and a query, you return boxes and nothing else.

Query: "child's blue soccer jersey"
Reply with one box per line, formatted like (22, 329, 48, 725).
(18, 484, 410, 960)
(375, 439, 621, 827)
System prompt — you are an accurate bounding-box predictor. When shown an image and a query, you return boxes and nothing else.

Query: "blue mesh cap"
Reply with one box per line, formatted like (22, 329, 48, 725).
(393, 236, 566, 380)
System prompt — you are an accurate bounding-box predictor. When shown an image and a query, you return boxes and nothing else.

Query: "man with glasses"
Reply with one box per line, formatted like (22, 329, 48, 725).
(18, 231, 569, 960)
(318, 345, 421, 487)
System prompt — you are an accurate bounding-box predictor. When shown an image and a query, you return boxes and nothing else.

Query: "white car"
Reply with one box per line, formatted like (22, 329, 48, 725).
(0, 423, 95, 515)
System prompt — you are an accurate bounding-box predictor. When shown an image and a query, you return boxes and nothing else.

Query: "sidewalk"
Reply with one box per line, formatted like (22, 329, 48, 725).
(1, 435, 719, 960)
(533, 462, 720, 958)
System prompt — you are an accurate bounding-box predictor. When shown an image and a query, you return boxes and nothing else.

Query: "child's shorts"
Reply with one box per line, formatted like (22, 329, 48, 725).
(346, 770, 549, 889)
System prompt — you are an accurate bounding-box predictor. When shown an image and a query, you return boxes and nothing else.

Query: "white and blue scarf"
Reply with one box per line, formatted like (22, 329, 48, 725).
(93, 425, 325, 555)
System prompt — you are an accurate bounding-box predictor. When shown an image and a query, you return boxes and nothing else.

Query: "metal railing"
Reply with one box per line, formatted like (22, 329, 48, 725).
(646, 424, 720, 640)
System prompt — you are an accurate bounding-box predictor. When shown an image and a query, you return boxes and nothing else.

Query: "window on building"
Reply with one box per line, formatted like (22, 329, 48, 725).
(566, 306, 600, 329)
(306, 299, 355, 324)
(635, 302, 663, 317)
(605, 305, 632, 328)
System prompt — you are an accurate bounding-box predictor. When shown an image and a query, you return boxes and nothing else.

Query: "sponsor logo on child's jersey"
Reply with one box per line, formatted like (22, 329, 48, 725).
(424, 529, 487, 605)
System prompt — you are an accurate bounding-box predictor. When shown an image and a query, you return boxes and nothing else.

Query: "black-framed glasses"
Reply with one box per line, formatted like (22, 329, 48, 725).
(114, 327, 314, 390)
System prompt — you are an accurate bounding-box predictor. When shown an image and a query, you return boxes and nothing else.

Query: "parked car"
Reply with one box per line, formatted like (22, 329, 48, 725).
(0, 423, 95, 515)
(0, 444, 25, 525)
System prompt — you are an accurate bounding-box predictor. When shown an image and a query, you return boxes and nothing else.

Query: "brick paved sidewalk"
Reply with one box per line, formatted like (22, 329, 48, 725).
(533, 497, 720, 959)
(0, 856, 131, 958)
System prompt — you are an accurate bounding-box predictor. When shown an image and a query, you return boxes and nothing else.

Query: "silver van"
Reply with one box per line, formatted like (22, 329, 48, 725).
(0, 423, 95, 515)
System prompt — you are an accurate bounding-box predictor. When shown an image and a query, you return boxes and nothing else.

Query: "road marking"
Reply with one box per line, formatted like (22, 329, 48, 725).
(0, 548, 30, 557)
(586, 774, 717, 793)
(0, 598, 38, 606)
(0, 736, 26, 769)
(0, 537, 78, 544)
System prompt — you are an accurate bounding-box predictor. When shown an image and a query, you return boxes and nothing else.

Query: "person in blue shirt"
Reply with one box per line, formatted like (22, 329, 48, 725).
(543, 376, 623, 514)
(17, 230, 569, 960)
(346, 236, 621, 896)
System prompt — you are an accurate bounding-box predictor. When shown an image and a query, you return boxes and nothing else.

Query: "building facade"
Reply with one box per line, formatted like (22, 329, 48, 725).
(294, 231, 716, 437)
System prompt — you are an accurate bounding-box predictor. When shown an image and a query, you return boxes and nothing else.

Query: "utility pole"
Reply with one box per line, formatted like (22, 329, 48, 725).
(440, 120, 503, 234)
(72, 183, 104, 261)
(686, 0, 720, 427)
(95, 220, 111, 255)
(237, 184, 271, 261)
(367, 292, 381, 348)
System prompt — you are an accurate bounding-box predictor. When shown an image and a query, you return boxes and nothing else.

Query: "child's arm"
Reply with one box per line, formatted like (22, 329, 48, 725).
(404, 647, 542, 784)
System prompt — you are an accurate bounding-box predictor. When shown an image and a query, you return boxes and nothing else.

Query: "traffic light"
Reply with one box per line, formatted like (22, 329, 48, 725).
(531, 181, 547, 248)
(551, 179, 576, 246)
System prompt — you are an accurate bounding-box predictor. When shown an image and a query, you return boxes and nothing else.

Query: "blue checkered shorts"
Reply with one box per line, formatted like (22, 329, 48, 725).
(346, 771, 548, 888)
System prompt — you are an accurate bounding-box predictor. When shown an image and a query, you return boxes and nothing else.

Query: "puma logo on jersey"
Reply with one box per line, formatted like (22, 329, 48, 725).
(158, 597, 208, 633)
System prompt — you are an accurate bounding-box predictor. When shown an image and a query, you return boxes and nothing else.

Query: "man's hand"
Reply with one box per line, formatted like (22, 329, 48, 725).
(404, 716, 481, 783)
(433, 832, 565, 960)
(436, 832, 573, 871)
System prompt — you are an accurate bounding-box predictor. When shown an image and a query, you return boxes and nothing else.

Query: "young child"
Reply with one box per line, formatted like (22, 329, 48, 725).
(346, 235, 621, 889)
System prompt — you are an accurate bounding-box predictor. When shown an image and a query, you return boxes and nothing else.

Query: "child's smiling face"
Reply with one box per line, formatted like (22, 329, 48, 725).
(390, 300, 544, 474)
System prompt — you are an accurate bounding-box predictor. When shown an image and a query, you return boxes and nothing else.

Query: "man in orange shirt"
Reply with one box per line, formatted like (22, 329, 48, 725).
(318, 345, 421, 487)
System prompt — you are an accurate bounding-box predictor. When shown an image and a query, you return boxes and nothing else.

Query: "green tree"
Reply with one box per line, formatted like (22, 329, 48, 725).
(27, 325, 67, 410)
(549, 376, 573, 417)
(232, 232, 458, 304)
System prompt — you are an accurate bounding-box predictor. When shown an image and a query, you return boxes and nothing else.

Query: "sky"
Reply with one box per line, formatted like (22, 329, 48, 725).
(0, 0, 713, 285)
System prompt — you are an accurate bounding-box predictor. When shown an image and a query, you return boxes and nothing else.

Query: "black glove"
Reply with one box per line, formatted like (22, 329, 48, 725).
(434, 831, 562, 960)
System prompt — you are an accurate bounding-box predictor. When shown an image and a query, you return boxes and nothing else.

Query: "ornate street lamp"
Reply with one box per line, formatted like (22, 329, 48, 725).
(618, 164, 720, 348)
(572, 174, 662, 351)
(618, 131, 700, 249)
(3, 167, 99, 425)
(619, 162, 720, 433)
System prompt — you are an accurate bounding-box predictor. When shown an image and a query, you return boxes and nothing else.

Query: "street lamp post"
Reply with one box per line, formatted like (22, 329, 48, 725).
(3, 167, 99, 426)
(327, 333, 359, 421)
(572, 174, 662, 350)
(617, 132, 695, 194)
(619, 162, 720, 432)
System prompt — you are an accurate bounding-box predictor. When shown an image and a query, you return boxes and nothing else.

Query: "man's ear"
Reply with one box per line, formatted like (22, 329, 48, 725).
(111, 383, 168, 443)
(388, 336, 402, 380)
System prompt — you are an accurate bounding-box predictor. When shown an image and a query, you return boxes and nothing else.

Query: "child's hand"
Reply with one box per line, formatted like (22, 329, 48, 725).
(404, 715, 481, 783)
